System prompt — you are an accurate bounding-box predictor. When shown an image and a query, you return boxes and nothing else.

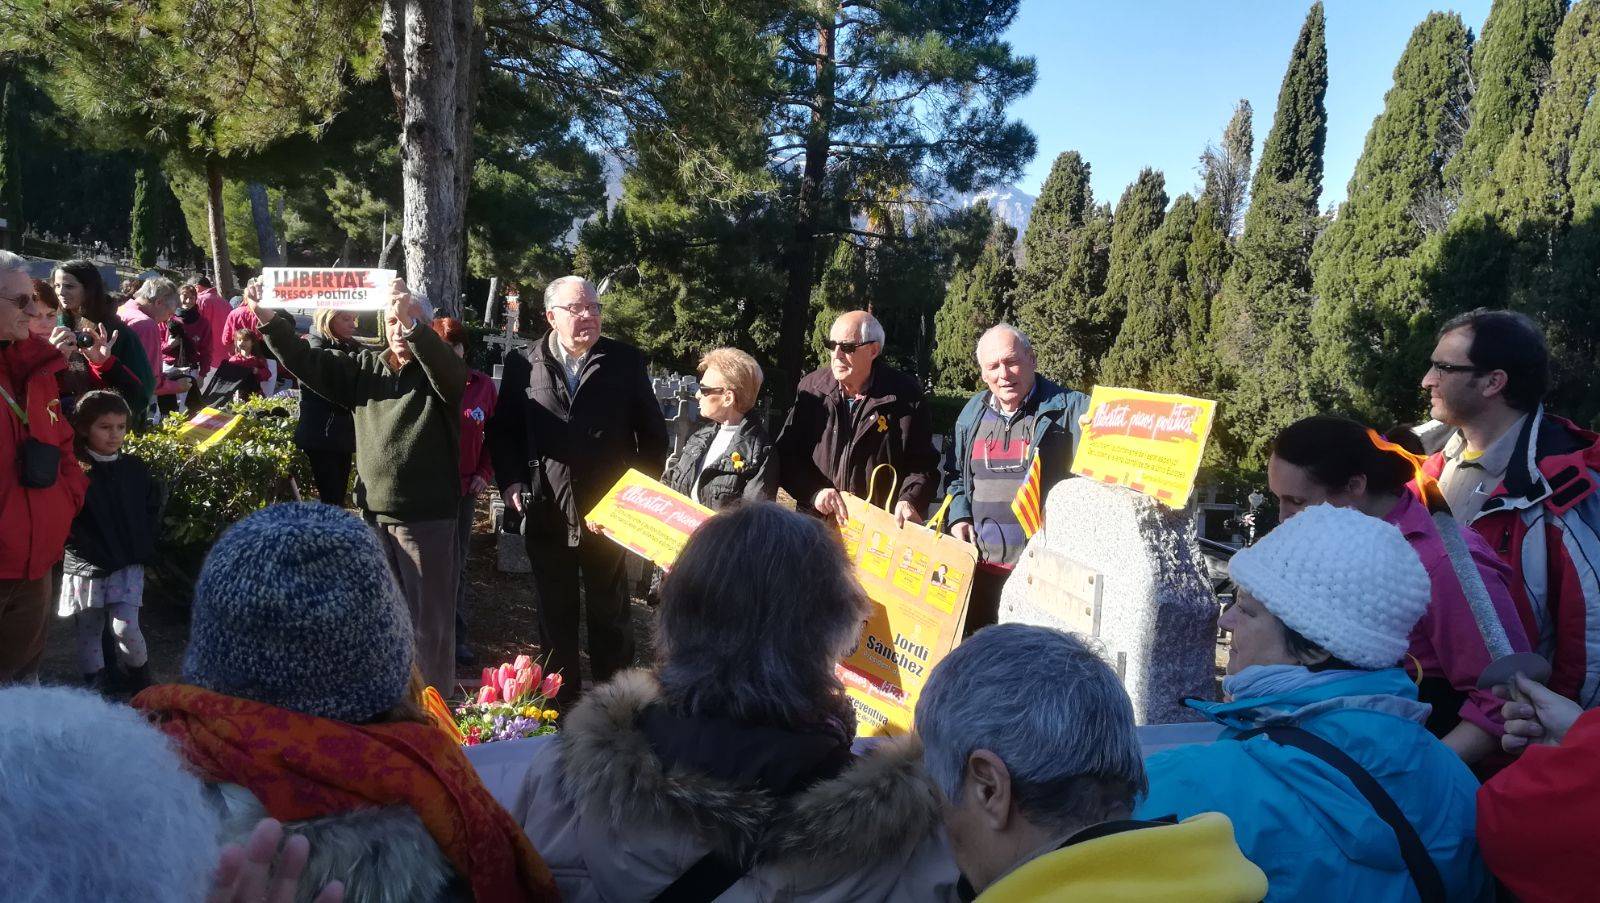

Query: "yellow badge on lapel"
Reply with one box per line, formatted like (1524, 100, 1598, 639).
(730, 452, 745, 471)
(875, 414, 888, 433)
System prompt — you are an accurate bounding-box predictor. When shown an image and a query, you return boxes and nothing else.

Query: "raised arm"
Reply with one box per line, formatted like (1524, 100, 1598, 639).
(256, 313, 363, 410)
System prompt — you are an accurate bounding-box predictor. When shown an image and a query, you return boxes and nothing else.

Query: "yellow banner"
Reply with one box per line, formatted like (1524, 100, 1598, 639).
(835, 492, 975, 737)
(1071, 386, 1216, 508)
(583, 469, 713, 569)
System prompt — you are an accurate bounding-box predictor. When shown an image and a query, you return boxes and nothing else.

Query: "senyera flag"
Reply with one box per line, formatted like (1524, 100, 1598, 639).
(260, 267, 396, 312)
(176, 407, 242, 452)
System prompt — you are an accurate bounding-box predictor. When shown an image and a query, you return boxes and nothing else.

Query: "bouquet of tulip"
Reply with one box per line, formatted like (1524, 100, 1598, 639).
(453, 654, 564, 746)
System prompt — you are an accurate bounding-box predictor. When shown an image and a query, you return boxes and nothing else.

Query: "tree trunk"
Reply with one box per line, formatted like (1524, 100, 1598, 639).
(775, 13, 837, 404)
(204, 158, 237, 296)
(384, 0, 478, 318)
(246, 182, 283, 268)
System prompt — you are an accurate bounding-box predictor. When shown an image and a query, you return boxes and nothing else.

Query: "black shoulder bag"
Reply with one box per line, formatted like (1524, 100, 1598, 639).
(1236, 724, 1446, 903)
(0, 381, 60, 489)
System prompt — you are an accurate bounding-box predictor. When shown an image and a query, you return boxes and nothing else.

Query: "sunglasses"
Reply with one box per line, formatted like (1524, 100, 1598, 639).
(695, 385, 732, 398)
(823, 339, 877, 354)
(1427, 359, 1487, 376)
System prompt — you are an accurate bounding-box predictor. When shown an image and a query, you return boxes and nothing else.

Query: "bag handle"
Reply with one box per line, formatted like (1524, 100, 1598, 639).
(926, 493, 955, 534)
(1236, 724, 1446, 902)
(0, 380, 26, 427)
(864, 463, 899, 511)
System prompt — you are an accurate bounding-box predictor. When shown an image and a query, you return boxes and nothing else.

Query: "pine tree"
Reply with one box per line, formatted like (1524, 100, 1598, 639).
(1310, 12, 1473, 424)
(1212, 2, 1328, 466)
(1101, 193, 1199, 392)
(1015, 151, 1112, 390)
(1428, 0, 1567, 319)
(933, 220, 1019, 391)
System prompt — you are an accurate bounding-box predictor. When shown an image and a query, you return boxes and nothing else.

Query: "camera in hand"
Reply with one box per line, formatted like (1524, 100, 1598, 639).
(73, 331, 94, 348)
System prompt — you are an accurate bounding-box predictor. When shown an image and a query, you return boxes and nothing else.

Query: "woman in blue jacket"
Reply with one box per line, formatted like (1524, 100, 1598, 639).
(1137, 504, 1491, 902)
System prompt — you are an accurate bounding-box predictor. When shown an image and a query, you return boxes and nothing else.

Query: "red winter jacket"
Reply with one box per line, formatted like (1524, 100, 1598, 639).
(1477, 708, 1600, 901)
(1425, 408, 1600, 708)
(457, 369, 496, 496)
(0, 337, 88, 580)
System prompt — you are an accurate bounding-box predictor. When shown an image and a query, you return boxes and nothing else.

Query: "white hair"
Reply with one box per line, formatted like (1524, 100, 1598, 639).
(0, 250, 28, 274)
(833, 311, 885, 345)
(544, 275, 598, 311)
(975, 323, 1034, 360)
(137, 276, 180, 310)
(916, 625, 1146, 832)
(0, 686, 221, 902)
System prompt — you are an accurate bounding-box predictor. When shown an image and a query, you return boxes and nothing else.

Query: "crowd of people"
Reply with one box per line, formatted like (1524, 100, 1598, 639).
(3, 255, 1599, 901)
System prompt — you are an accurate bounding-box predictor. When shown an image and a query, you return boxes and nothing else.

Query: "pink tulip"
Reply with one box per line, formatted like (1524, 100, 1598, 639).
(513, 654, 533, 672)
(498, 663, 516, 684)
(512, 668, 536, 701)
(501, 677, 519, 703)
(523, 663, 543, 688)
(476, 684, 499, 705)
(480, 667, 495, 688)
(539, 672, 563, 699)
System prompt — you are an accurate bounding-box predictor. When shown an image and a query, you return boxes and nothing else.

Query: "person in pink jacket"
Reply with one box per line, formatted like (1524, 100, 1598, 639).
(1268, 415, 1531, 769)
(117, 278, 192, 402)
(433, 317, 495, 666)
(188, 275, 233, 377)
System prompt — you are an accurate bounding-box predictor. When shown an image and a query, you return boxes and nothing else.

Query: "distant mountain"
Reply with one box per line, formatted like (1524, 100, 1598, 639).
(951, 185, 1036, 234)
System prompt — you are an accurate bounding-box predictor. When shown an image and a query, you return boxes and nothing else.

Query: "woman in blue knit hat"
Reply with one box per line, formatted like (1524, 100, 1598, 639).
(1135, 504, 1492, 902)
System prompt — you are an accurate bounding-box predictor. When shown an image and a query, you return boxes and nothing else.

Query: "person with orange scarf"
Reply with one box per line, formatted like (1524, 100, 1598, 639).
(132, 502, 558, 903)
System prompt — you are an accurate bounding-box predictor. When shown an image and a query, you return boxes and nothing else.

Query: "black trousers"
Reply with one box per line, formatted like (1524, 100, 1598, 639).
(962, 566, 1011, 638)
(302, 448, 353, 508)
(525, 530, 635, 703)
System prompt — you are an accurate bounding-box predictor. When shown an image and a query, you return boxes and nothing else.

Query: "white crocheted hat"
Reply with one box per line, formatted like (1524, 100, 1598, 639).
(1228, 503, 1430, 669)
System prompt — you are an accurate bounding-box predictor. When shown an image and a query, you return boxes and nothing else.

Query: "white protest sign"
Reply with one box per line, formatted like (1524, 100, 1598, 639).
(260, 267, 396, 311)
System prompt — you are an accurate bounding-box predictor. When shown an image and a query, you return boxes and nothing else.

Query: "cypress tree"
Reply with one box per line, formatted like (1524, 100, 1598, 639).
(1428, 0, 1567, 319)
(1100, 193, 1201, 392)
(1091, 167, 1169, 383)
(1212, 2, 1328, 466)
(130, 162, 160, 267)
(1200, 100, 1253, 237)
(932, 220, 1019, 391)
(1310, 12, 1473, 424)
(0, 79, 22, 248)
(1015, 151, 1112, 390)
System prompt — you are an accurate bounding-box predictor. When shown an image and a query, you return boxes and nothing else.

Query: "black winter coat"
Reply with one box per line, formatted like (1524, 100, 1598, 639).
(488, 333, 669, 546)
(62, 453, 162, 578)
(661, 417, 777, 509)
(292, 334, 359, 453)
(775, 360, 939, 515)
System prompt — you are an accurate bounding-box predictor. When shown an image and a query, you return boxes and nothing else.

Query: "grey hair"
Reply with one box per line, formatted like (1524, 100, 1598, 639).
(137, 276, 180, 310)
(851, 313, 886, 345)
(0, 250, 28, 275)
(975, 323, 1033, 360)
(656, 502, 869, 727)
(916, 625, 1146, 832)
(543, 275, 598, 311)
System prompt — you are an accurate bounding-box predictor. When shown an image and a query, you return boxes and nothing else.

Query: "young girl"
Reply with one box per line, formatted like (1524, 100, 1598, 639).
(59, 390, 162, 693)
(227, 327, 271, 395)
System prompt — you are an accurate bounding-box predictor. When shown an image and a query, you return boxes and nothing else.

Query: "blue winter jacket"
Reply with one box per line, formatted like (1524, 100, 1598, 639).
(1135, 669, 1491, 902)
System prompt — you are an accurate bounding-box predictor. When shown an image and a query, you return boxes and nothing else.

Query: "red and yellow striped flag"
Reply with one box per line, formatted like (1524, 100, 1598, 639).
(176, 407, 243, 452)
(1011, 452, 1044, 538)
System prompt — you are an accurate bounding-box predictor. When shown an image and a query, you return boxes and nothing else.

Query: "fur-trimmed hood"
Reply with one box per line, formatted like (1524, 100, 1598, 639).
(524, 669, 955, 898)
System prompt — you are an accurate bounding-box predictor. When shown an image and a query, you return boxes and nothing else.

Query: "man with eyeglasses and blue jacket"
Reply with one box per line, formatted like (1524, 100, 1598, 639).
(942, 324, 1089, 634)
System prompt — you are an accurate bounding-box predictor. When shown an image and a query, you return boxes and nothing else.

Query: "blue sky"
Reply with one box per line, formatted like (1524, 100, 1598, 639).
(1004, 0, 1495, 208)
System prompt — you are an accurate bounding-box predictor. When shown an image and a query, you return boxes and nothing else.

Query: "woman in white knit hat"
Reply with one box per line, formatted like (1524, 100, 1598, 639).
(1135, 504, 1492, 903)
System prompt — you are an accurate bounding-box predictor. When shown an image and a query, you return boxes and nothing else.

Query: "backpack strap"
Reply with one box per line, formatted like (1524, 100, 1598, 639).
(1237, 724, 1446, 902)
(650, 851, 748, 903)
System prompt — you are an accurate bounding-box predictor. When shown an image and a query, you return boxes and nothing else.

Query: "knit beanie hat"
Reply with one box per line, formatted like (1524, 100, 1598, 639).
(1227, 503, 1430, 670)
(184, 502, 414, 723)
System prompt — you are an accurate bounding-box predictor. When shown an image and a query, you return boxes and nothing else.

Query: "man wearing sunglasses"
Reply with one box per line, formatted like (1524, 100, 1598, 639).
(0, 250, 86, 681)
(775, 310, 938, 527)
(1421, 309, 1600, 712)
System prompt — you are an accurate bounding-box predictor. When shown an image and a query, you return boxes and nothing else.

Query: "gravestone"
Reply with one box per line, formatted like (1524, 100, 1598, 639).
(999, 478, 1218, 724)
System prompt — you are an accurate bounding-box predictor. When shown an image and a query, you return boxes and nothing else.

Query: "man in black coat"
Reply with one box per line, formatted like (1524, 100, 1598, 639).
(775, 310, 939, 527)
(487, 276, 668, 701)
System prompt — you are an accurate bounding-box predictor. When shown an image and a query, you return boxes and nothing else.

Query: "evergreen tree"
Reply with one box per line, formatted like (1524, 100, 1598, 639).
(1310, 12, 1473, 424)
(1428, 0, 1567, 318)
(1212, 2, 1328, 466)
(1092, 167, 1168, 383)
(1200, 100, 1253, 237)
(1015, 151, 1112, 390)
(933, 219, 1019, 391)
(130, 163, 159, 267)
(0, 78, 22, 248)
(1101, 193, 1200, 392)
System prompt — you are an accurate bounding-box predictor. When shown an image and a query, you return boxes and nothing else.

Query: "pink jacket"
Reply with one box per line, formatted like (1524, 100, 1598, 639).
(222, 306, 261, 349)
(1386, 489, 1530, 736)
(195, 286, 232, 372)
(116, 301, 185, 397)
(458, 370, 496, 496)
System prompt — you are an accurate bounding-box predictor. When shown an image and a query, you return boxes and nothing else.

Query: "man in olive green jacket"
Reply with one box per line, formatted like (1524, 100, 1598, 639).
(248, 279, 466, 691)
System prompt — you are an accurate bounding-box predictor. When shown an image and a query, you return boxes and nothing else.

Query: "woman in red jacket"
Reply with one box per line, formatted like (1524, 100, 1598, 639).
(432, 317, 495, 667)
(0, 255, 88, 681)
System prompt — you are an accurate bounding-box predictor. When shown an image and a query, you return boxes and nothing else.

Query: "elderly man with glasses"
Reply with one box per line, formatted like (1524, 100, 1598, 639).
(487, 275, 667, 703)
(941, 324, 1089, 634)
(775, 309, 938, 528)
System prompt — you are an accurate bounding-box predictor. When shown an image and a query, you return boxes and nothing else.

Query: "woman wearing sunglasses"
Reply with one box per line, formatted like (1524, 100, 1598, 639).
(662, 347, 776, 509)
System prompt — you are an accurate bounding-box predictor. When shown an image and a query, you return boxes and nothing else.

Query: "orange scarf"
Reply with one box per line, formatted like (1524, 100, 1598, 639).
(133, 684, 558, 903)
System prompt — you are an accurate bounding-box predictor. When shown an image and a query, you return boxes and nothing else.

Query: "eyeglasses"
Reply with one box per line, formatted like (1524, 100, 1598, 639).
(550, 302, 601, 318)
(823, 339, 877, 354)
(0, 292, 29, 309)
(1427, 359, 1486, 376)
(695, 385, 732, 398)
